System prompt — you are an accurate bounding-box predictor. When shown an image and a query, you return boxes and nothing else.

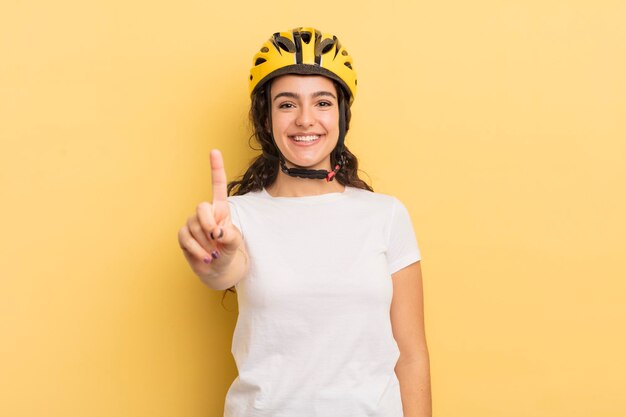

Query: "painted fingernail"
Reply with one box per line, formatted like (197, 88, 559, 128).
(203, 257, 212, 264)
(211, 250, 220, 260)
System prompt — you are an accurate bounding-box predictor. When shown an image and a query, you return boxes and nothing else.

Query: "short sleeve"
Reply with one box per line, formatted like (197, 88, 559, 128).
(386, 197, 421, 275)
(227, 199, 244, 240)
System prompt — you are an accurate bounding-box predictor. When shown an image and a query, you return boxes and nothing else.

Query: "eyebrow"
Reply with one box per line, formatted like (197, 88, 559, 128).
(272, 91, 337, 101)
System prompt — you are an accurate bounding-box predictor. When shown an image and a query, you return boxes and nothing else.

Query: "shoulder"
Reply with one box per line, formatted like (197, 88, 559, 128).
(346, 186, 406, 212)
(227, 189, 265, 205)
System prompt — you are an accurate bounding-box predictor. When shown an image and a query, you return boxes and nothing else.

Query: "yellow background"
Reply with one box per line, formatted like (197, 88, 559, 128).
(2, 1, 625, 416)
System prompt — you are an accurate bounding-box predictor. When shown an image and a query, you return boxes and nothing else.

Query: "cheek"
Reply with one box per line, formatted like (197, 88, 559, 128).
(320, 113, 340, 133)
(270, 112, 292, 135)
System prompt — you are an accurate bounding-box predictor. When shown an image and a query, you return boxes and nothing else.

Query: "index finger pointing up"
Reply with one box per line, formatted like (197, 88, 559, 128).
(210, 149, 228, 206)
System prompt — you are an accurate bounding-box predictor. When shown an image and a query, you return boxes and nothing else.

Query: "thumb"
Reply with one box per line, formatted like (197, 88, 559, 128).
(212, 199, 230, 225)
(210, 218, 242, 254)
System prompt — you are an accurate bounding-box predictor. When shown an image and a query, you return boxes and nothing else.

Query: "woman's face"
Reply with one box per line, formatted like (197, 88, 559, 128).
(269, 74, 340, 171)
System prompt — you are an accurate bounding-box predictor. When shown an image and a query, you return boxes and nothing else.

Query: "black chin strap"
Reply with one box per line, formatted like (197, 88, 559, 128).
(265, 87, 347, 182)
(278, 152, 346, 181)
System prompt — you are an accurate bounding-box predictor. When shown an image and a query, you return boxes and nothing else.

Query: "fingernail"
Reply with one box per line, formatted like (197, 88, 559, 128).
(211, 250, 220, 260)
(203, 257, 212, 264)
(210, 228, 223, 240)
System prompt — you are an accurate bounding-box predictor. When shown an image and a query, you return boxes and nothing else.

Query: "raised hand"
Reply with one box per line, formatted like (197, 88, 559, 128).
(178, 149, 245, 285)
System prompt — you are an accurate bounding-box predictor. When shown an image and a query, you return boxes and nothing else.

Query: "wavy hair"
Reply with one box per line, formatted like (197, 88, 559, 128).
(220, 77, 372, 305)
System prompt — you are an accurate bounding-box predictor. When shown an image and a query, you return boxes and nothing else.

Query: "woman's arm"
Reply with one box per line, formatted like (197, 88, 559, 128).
(391, 261, 432, 417)
(178, 150, 249, 290)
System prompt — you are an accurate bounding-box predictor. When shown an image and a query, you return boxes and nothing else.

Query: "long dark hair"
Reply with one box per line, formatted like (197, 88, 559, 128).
(221, 77, 372, 304)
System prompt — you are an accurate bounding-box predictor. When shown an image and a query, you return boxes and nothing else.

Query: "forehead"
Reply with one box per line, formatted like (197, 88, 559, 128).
(270, 74, 336, 96)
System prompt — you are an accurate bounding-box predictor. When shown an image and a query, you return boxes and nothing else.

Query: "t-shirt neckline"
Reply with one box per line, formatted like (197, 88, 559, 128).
(260, 186, 352, 203)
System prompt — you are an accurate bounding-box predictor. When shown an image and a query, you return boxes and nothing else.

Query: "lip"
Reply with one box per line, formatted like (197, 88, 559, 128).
(288, 132, 324, 137)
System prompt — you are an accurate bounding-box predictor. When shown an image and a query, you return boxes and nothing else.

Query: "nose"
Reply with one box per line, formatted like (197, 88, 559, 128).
(295, 106, 314, 127)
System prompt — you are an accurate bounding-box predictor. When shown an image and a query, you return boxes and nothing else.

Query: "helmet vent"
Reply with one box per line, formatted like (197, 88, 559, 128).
(301, 32, 312, 44)
(342, 50, 348, 56)
(344, 62, 352, 70)
(273, 35, 296, 53)
(255, 58, 266, 66)
(316, 39, 335, 55)
(261, 47, 269, 53)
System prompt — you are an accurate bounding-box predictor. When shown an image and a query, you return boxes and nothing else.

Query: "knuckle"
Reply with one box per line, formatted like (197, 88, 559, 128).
(184, 238, 197, 250)
(196, 201, 211, 214)
(189, 225, 204, 240)
(198, 214, 214, 230)
(196, 218, 208, 231)
(178, 237, 189, 250)
(188, 220, 201, 234)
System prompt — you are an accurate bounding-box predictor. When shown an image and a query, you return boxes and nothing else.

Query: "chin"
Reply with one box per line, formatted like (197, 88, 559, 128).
(280, 151, 332, 171)
(287, 159, 330, 170)
(284, 151, 337, 171)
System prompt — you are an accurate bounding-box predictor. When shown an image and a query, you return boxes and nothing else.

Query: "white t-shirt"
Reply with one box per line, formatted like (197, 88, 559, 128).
(223, 185, 421, 417)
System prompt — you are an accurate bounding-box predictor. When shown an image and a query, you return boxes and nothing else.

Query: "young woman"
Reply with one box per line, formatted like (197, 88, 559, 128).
(178, 27, 432, 417)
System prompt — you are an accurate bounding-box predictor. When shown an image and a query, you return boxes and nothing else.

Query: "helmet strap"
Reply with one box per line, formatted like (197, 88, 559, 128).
(278, 152, 346, 182)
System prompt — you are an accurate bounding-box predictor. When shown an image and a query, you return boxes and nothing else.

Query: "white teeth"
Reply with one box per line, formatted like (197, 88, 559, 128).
(292, 135, 320, 142)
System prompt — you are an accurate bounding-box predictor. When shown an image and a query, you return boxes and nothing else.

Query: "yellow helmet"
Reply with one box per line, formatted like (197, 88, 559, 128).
(249, 27, 357, 104)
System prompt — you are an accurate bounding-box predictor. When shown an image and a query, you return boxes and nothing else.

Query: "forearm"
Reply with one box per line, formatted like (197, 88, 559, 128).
(395, 351, 432, 417)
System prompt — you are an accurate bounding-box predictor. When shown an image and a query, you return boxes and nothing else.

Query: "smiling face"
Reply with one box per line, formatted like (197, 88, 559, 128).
(269, 74, 340, 171)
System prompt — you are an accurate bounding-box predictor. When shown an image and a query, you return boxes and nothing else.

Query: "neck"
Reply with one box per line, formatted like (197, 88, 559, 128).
(265, 171, 345, 197)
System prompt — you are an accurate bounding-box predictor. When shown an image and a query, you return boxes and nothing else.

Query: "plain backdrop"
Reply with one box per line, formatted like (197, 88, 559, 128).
(1, 1, 625, 416)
